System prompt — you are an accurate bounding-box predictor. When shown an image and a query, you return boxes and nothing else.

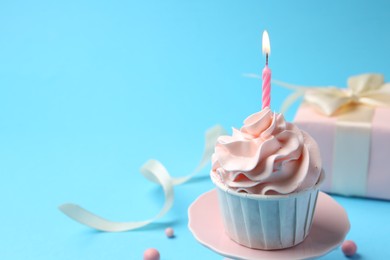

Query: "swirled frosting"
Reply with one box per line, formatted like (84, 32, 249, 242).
(211, 107, 322, 195)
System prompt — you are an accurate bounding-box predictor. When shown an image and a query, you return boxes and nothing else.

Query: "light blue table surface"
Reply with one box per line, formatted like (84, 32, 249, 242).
(1, 1, 390, 259)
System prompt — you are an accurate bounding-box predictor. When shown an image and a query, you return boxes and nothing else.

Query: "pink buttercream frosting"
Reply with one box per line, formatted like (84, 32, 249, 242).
(211, 107, 322, 195)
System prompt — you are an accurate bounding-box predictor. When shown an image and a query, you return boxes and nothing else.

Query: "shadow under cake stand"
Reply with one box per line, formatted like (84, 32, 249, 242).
(188, 189, 350, 260)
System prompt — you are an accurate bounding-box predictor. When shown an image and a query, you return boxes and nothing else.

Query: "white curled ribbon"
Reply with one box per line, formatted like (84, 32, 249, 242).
(59, 125, 226, 232)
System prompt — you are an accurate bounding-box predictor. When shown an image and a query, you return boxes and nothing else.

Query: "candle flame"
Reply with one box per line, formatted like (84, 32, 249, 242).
(262, 30, 271, 55)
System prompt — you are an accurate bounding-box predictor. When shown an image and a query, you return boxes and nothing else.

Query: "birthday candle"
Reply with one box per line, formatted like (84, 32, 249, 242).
(262, 30, 271, 109)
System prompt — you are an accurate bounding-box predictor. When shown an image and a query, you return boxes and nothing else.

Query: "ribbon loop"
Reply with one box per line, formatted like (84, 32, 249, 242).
(348, 73, 384, 94)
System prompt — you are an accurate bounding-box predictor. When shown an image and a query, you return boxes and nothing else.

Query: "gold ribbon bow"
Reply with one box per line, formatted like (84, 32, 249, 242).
(276, 74, 390, 116)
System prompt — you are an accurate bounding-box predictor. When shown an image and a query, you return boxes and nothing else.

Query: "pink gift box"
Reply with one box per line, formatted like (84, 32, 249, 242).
(294, 103, 390, 200)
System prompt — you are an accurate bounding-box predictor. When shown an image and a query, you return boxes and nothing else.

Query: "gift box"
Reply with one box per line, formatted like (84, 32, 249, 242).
(280, 74, 390, 200)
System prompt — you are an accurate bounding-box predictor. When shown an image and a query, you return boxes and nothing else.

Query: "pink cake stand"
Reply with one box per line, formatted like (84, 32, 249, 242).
(188, 190, 350, 260)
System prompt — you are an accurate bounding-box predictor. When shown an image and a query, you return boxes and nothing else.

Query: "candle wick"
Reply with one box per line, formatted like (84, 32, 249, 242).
(266, 53, 269, 66)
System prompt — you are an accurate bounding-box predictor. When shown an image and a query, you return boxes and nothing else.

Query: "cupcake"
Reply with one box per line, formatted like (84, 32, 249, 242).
(210, 107, 324, 250)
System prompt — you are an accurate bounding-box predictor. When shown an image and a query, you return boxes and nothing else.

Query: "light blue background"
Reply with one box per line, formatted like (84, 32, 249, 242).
(1, 0, 390, 259)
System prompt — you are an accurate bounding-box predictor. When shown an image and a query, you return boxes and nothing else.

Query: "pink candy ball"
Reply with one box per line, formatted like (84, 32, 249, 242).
(342, 240, 357, 257)
(165, 227, 174, 238)
(143, 248, 160, 260)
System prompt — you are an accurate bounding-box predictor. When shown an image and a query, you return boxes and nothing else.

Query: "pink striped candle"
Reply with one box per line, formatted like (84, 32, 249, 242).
(262, 65, 271, 109)
(262, 31, 271, 109)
